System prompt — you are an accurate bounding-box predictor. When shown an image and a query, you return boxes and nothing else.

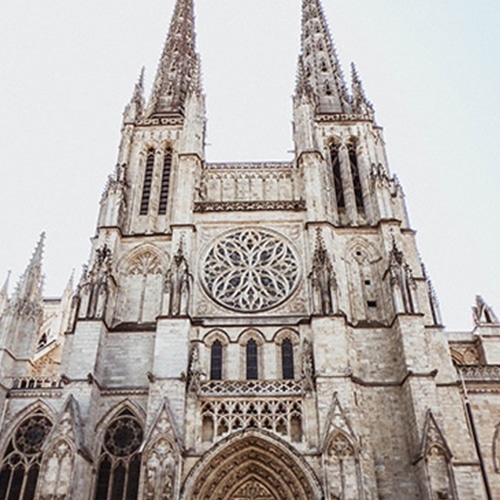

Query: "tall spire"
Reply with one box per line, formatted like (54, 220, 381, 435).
(146, 0, 201, 118)
(13, 232, 45, 304)
(297, 0, 350, 114)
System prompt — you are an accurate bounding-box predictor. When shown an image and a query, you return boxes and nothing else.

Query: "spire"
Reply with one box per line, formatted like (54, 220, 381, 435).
(13, 233, 45, 303)
(146, 0, 201, 118)
(123, 68, 145, 123)
(351, 62, 375, 119)
(297, 0, 350, 114)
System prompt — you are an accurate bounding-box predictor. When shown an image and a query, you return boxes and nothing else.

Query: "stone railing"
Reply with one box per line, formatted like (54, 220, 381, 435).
(11, 377, 61, 390)
(199, 379, 303, 397)
(457, 365, 500, 382)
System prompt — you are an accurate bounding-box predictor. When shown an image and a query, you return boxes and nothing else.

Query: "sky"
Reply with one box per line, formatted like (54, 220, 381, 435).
(0, 0, 499, 331)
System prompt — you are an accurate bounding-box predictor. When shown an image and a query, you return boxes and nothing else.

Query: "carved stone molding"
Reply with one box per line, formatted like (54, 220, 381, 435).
(194, 200, 306, 213)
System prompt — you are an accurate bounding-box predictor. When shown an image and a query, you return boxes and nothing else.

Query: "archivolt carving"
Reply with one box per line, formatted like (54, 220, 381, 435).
(182, 431, 323, 500)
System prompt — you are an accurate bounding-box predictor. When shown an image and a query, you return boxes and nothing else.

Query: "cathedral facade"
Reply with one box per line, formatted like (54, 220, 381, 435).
(1, 0, 499, 498)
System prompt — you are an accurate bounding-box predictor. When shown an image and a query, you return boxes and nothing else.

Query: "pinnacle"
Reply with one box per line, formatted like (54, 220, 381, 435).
(0, 271, 11, 297)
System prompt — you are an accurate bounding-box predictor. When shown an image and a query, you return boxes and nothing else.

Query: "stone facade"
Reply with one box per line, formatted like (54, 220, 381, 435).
(0, 0, 499, 499)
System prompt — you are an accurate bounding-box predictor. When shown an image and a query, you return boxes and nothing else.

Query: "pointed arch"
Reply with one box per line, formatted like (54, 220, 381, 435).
(0, 402, 54, 500)
(420, 410, 457, 499)
(273, 329, 300, 380)
(93, 401, 145, 500)
(181, 430, 323, 500)
(238, 329, 266, 380)
(115, 244, 168, 324)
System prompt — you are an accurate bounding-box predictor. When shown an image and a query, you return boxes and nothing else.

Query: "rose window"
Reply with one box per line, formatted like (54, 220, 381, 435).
(202, 229, 300, 312)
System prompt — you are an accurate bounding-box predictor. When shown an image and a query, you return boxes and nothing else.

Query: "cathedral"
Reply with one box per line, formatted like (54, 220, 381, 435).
(1, 0, 500, 498)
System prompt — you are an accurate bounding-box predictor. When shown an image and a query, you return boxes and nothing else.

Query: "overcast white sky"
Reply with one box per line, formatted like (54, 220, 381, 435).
(0, 0, 499, 331)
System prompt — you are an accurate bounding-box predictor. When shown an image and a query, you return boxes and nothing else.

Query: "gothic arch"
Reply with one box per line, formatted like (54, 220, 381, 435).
(93, 399, 146, 453)
(237, 328, 266, 345)
(0, 399, 55, 455)
(0, 401, 55, 500)
(273, 329, 300, 380)
(115, 244, 168, 324)
(203, 328, 230, 347)
(238, 329, 266, 380)
(272, 327, 300, 345)
(92, 401, 145, 500)
(181, 430, 323, 500)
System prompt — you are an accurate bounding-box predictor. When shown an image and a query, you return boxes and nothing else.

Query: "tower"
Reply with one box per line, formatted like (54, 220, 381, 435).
(0, 1, 499, 499)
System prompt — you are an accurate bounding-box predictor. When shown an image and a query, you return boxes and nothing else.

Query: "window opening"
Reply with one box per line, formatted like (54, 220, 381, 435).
(331, 144, 345, 209)
(348, 143, 365, 210)
(281, 339, 295, 380)
(139, 150, 155, 215)
(94, 410, 143, 500)
(158, 148, 172, 215)
(210, 340, 223, 381)
(0, 413, 52, 500)
(246, 340, 258, 380)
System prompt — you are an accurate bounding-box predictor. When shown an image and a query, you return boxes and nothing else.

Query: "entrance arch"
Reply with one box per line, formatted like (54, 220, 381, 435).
(182, 430, 323, 500)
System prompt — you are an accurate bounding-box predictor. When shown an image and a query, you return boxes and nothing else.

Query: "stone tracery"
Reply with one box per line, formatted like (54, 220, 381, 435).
(202, 229, 300, 312)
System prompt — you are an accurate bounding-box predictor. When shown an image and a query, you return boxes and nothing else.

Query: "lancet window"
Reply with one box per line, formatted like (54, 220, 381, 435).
(140, 149, 155, 215)
(246, 340, 259, 380)
(158, 148, 172, 215)
(94, 410, 143, 500)
(281, 339, 295, 380)
(210, 340, 223, 381)
(0, 412, 52, 500)
(348, 142, 364, 210)
(330, 144, 345, 209)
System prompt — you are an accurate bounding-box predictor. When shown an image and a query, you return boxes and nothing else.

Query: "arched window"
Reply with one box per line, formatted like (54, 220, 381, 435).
(246, 339, 258, 380)
(158, 148, 172, 215)
(210, 340, 223, 380)
(140, 149, 155, 215)
(94, 410, 143, 500)
(330, 144, 345, 209)
(0, 412, 52, 500)
(348, 143, 364, 210)
(281, 339, 294, 380)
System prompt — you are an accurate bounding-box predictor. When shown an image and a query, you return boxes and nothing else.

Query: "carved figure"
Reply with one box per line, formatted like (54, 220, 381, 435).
(187, 343, 204, 393)
(302, 339, 315, 392)
(164, 241, 191, 317)
(309, 229, 337, 315)
(386, 240, 417, 315)
(145, 438, 176, 500)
